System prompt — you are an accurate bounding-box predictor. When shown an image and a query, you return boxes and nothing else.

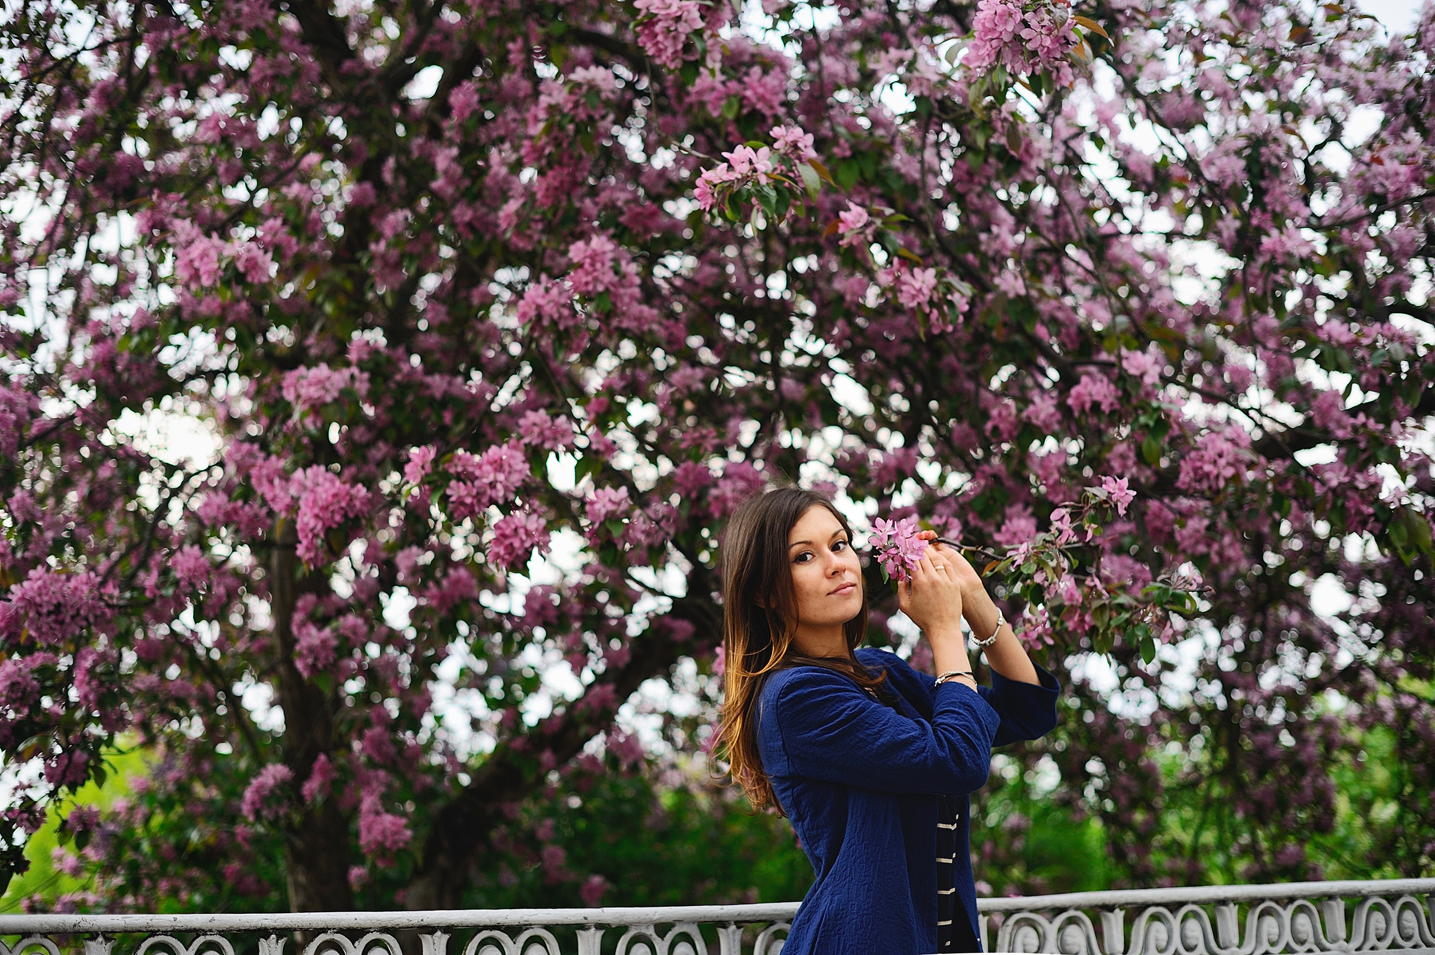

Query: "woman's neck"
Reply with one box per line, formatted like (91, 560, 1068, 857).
(792, 625, 849, 659)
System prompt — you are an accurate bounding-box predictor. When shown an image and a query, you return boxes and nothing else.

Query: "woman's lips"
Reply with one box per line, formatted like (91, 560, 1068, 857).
(829, 582, 857, 596)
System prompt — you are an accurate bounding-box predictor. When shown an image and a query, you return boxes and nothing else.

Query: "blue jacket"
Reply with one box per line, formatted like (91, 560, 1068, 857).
(756, 648, 1060, 955)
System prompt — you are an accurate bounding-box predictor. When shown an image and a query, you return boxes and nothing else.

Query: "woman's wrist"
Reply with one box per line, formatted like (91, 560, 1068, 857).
(960, 589, 1002, 641)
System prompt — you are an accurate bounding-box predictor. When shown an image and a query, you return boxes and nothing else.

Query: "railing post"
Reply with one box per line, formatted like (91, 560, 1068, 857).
(84, 939, 114, 955)
(715, 923, 743, 955)
(1101, 908, 1125, 955)
(576, 927, 604, 955)
(1320, 899, 1347, 945)
(1215, 903, 1240, 950)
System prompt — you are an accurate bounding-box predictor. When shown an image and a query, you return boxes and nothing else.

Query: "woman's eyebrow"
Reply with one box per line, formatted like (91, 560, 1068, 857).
(788, 530, 846, 548)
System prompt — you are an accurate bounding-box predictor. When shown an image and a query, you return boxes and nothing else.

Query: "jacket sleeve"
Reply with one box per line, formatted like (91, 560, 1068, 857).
(977, 664, 1061, 748)
(762, 667, 1001, 796)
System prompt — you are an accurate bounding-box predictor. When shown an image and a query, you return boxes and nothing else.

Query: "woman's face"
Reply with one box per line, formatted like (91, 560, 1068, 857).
(786, 504, 863, 632)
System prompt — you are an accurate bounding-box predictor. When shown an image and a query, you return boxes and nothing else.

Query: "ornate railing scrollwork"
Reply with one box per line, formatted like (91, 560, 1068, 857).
(0, 878, 1428, 954)
(983, 879, 1435, 955)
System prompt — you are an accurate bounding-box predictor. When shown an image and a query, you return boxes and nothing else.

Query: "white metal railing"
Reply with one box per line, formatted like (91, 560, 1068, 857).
(0, 879, 1431, 955)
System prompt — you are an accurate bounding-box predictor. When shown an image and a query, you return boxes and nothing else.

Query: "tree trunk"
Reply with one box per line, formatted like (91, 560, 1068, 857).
(404, 581, 722, 910)
(271, 517, 355, 912)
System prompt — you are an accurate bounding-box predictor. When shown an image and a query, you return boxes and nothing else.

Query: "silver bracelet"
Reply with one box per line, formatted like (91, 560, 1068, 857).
(971, 608, 1005, 648)
(935, 670, 975, 685)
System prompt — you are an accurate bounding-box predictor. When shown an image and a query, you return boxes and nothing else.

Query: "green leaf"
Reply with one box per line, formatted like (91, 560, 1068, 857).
(798, 162, 822, 199)
(1140, 633, 1157, 664)
(836, 159, 861, 191)
(721, 96, 740, 120)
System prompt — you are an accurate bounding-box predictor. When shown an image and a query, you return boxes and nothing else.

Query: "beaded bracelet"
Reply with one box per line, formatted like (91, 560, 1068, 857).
(935, 669, 975, 685)
(972, 608, 1006, 648)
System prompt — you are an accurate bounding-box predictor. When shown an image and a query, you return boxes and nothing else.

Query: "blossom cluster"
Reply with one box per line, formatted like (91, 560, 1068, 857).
(694, 126, 821, 223)
(964, 0, 1081, 84)
(869, 516, 930, 581)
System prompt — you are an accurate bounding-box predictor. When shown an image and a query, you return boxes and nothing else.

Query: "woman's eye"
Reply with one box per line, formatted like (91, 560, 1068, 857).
(794, 551, 813, 564)
(832, 539, 848, 553)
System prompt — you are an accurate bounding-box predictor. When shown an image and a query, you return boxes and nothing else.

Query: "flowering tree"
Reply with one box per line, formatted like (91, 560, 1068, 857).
(2, 0, 1433, 910)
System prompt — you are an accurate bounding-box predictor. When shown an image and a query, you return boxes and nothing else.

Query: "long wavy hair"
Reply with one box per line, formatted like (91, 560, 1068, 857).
(713, 486, 887, 813)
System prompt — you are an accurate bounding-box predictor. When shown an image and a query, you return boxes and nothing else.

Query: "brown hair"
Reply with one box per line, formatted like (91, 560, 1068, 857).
(713, 486, 887, 813)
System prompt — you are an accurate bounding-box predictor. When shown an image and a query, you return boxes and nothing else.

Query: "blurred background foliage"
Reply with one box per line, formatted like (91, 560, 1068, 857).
(4, 715, 1410, 913)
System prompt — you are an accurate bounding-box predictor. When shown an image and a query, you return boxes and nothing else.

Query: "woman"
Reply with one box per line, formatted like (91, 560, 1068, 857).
(716, 487, 1059, 955)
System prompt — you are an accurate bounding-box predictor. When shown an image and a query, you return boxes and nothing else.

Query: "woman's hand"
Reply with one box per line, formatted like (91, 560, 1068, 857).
(897, 552, 964, 639)
(917, 531, 985, 602)
(898, 553, 971, 679)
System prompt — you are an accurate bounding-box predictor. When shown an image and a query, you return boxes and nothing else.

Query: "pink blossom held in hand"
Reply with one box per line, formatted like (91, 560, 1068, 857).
(869, 516, 929, 580)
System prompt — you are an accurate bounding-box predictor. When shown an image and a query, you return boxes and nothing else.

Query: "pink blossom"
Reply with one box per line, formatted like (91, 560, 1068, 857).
(517, 410, 574, 449)
(171, 545, 210, 588)
(632, 0, 705, 68)
(1100, 475, 1137, 516)
(540, 843, 569, 882)
(404, 445, 436, 483)
(488, 509, 550, 569)
(231, 241, 274, 283)
(302, 753, 336, 804)
(586, 486, 632, 524)
(606, 729, 646, 769)
(448, 80, 481, 122)
(994, 506, 1038, 548)
(694, 164, 732, 211)
(672, 461, 712, 497)
(172, 222, 226, 287)
(869, 516, 929, 580)
(1178, 429, 1251, 493)
(568, 65, 617, 94)
(0, 383, 38, 456)
(896, 267, 939, 309)
(1122, 345, 1165, 388)
(515, 276, 577, 328)
(1050, 507, 1076, 544)
(580, 874, 610, 906)
(281, 363, 369, 412)
(1309, 390, 1353, 439)
(0, 658, 40, 706)
(240, 764, 294, 821)
(1066, 372, 1122, 415)
(358, 808, 412, 857)
(566, 234, 620, 296)
(292, 467, 371, 565)
(721, 145, 774, 181)
(838, 202, 870, 234)
(293, 620, 338, 677)
(770, 125, 817, 159)
(447, 443, 528, 516)
(1, 568, 109, 647)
